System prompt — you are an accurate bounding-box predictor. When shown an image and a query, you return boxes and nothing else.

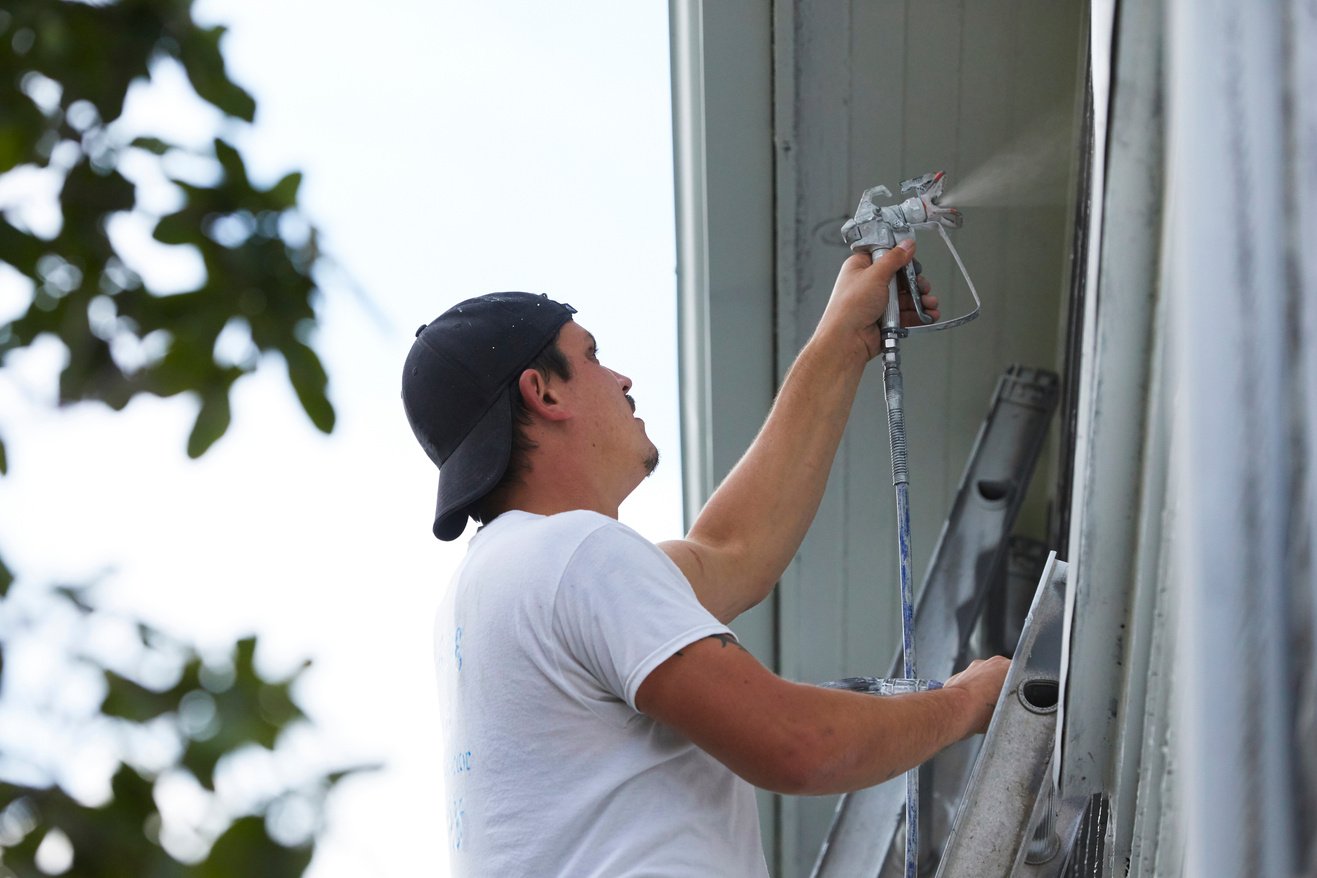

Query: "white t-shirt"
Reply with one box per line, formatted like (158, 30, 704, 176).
(434, 510, 768, 877)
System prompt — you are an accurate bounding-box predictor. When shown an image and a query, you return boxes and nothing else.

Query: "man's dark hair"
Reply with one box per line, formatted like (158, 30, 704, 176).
(470, 338, 572, 523)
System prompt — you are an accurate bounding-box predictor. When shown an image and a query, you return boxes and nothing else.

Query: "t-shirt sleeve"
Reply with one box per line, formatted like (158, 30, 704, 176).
(552, 521, 733, 710)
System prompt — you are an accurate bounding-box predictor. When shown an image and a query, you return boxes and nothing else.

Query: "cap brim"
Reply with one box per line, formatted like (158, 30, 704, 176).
(432, 388, 514, 541)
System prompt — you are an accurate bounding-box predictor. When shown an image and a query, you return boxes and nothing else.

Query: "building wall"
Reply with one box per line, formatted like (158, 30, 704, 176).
(771, 5, 1088, 872)
(677, 2, 1317, 875)
(673, 1, 1088, 873)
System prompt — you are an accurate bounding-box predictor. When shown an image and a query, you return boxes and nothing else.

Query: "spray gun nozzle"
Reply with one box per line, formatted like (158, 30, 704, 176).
(936, 206, 964, 229)
(842, 172, 981, 333)
(898, 170, 964, 228)
(899, 171, 944, 197)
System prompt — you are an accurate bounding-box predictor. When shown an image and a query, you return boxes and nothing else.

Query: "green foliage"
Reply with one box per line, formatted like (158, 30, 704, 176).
(0, 0, 335, 455)
(0, 585, 361, 876)
(0, 1, 358, 874)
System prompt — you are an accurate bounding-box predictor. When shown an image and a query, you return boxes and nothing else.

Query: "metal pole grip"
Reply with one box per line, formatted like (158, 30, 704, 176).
(884, 360, 908, 486)
(876, 249, 904, 333)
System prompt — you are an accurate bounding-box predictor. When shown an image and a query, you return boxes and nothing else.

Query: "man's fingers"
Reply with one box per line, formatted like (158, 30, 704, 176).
(899, 294, 939, 312)
(898, 293, 941, 325)
(868, 240, 916, 276)
(838, 242, 914, 284)
(840, 251, 875, 275)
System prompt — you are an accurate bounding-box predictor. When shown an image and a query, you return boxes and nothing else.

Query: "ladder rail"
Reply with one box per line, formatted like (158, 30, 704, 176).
(934, 554, 1068, 877)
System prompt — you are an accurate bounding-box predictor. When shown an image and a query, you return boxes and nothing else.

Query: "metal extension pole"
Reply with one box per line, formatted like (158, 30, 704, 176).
(876, 252, 920, 878)
(832, 174, 976, 878)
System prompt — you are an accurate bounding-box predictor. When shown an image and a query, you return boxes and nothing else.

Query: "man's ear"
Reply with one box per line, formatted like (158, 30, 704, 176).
(517, 368, 571, 421)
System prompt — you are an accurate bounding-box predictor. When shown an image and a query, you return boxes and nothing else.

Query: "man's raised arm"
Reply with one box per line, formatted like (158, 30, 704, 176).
(661, 242, 938, 622)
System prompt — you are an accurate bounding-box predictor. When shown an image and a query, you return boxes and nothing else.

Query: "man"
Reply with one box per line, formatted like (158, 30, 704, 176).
(403, 241, 1010, 876)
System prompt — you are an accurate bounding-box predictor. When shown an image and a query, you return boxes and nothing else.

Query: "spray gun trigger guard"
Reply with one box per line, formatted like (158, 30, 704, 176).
(906, 224, 981, 334)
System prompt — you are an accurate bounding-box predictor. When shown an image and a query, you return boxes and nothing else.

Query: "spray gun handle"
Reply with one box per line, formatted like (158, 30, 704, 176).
(866, 231, 933, 330)
(869, 246, 906, 335)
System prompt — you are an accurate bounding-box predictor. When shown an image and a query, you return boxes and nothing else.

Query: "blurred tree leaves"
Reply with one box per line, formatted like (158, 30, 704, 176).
(0, 0, 358, 874)
(0, 0, 334, 457)
(0, 584, 354, 875)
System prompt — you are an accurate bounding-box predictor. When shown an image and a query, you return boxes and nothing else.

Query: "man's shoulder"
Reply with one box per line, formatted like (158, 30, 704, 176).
(471, 509, 651, 564)
(481, 508, 614, 540)
(487, 510, 677, 575)
(453, 512, 622, 608)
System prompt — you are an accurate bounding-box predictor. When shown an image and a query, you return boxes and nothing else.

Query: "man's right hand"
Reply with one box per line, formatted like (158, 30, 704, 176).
(817, 243, 942, 364)
(943, 655, 1012, 735)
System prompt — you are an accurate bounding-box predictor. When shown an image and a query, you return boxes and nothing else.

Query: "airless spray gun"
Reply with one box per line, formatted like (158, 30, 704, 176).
(839, 171, 980, 878)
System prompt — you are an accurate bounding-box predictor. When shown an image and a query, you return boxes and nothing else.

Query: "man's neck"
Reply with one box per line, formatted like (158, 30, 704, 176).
(484, 481, 622, 524)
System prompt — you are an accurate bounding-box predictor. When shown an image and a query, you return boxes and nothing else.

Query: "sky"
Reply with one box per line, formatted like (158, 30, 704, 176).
(0, 1, 681, 874)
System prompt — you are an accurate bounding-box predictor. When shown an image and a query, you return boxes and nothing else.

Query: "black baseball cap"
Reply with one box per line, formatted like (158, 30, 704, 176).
(402, 292, 577, 540)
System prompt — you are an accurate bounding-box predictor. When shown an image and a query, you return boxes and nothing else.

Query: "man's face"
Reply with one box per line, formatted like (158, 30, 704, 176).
(555, 321, 660, 485)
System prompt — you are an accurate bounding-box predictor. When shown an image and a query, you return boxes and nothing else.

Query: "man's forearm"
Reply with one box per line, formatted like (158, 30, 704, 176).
(663, 248, 920, 622)
(637, 631, 1005, 797)
(717, 681, 982, 796)
(792, 684, 978, 795)
(647, 664, 983, 796)
(681, 332, 869, 617)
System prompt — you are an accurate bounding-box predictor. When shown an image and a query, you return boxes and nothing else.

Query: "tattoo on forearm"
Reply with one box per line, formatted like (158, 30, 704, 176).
(675, 633, 749, 657)
(710, 633, 747, 651)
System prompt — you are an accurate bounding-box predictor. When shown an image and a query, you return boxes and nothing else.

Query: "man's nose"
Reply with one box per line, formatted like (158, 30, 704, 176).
(611, 369, 633, 393)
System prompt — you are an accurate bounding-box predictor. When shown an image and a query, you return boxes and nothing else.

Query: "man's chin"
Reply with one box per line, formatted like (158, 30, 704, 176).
(642, 448, 660, 477)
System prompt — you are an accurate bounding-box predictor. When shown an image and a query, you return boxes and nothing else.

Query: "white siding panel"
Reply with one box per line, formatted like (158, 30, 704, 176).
(771, 3, 1086, 873)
